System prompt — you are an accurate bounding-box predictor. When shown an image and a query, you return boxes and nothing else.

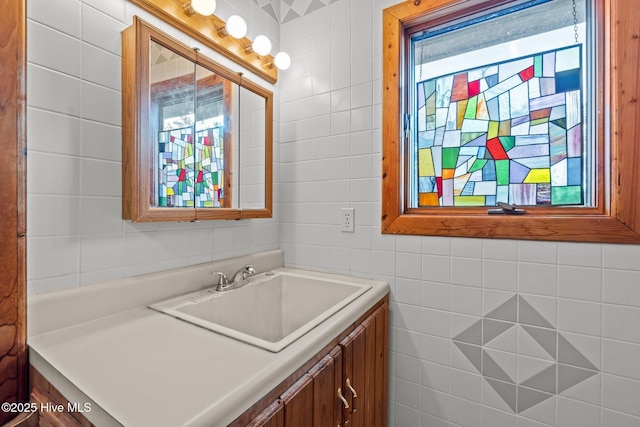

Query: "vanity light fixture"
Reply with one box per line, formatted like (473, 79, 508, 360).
(163, 0, 293, 79)
(273, 51, 291, 70)
(184, 0, 216, 16)
(252, 35, 272, 56)
(217, 14, 247, 39)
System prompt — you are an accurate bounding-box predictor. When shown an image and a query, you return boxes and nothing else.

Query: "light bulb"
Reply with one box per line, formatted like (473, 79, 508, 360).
(190, 0, 216, 16)
(226, 15, 247, 39)
(274, 52, 291, 70)
(252, 35, 272, 56)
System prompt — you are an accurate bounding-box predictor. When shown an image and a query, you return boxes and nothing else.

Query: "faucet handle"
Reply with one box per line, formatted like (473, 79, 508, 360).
(210, 271, 229, 290)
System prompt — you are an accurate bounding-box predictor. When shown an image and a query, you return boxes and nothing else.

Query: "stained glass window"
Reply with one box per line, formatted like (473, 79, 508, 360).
(415, 46, 583, 207)
(409, 0, 592, 209)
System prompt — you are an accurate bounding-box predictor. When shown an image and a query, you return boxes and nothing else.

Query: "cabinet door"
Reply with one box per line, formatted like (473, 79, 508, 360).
(246, 400, 284, 427)
(372, 303, 388, 427)
(340, 302, 388, 427)
(280, 374, 313, 426)
(340, 324, 365, 427)
(308, 346, 343, 427)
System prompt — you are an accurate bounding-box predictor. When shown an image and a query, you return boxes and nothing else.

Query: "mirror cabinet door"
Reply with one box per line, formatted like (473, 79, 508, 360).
(194, 64, 235, 210)
(149, 40, 196, 210)
(239, 87, 267, 210)
(122, 17, 273, 222)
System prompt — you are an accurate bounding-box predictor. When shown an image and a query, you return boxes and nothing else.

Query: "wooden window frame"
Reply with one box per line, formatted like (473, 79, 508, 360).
(382, 0, 640, 243)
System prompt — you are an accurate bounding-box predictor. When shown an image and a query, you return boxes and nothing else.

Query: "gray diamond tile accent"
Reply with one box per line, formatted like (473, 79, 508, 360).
(522, 325, 556, 358)
(483, 318, 514, 345)
(291, 0, 312, 16)
(517, 386, 552, 413)
(521, 364, 556, 394)
(262, 3, 279, 22)
(452, 293, 600, 414)
(482, 349, 513, 383)
(518, 295, 554, 328)
(282, 8, 301, 23)
(486, 378, 517, 412)
(484, 325, 517, 353)
(305, 0, 326, 15)
(558, 364, 598, 393)
(453, 318, 482, 345)
(485, 294, 517, 322)
(255, 0, 332, 23)
(558, 334, 598, 370)
(453, 341, 482, 372)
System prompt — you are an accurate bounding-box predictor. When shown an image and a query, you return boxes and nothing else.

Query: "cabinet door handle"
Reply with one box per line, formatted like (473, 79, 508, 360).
(346, 378, 358, 398)
(337, 387, 349, 409)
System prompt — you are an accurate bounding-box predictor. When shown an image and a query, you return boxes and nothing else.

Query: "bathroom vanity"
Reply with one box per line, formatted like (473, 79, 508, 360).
(27, 250, 388, 426)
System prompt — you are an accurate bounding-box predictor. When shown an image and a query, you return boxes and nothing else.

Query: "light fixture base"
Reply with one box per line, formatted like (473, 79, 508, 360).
(183, 1, 197, 16)
(216, 26, 228, 37)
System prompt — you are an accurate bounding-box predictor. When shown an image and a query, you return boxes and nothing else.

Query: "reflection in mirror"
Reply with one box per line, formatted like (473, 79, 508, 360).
(239, 86, 266, 210)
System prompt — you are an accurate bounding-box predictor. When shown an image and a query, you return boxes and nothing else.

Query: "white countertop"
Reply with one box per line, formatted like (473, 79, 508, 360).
(29, 262, 388, 427)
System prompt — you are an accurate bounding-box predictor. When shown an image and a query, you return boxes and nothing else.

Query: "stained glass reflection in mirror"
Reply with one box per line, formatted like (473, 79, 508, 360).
(150, 41, 230, 208)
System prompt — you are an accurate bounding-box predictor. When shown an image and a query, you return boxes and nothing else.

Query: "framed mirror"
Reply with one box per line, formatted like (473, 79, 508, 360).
(122, 17, 272, 222)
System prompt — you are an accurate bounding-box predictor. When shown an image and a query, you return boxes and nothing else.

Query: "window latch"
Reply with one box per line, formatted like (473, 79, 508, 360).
(488, 202, 526, 215)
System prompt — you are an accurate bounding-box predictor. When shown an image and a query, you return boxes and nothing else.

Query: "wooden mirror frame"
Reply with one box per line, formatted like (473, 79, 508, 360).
(122, 17, 273, 222)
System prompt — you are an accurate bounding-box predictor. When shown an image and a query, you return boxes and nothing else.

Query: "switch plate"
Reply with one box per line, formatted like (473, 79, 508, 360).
(341, 208, 355, 232)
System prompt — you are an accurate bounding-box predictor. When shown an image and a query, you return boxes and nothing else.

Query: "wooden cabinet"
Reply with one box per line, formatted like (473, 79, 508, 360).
(246, 400, 283, 427)
(339, 303, 388, 427)
(280, 375, 313, 426)
(238, 299, 388, 427)
(308, 347, 343, 427)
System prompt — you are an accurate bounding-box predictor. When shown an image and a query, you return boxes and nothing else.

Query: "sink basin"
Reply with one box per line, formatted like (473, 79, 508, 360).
(149, 271, 371, 352)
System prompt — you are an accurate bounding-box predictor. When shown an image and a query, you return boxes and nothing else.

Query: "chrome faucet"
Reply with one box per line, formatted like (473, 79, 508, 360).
(212, 264, 256, 292)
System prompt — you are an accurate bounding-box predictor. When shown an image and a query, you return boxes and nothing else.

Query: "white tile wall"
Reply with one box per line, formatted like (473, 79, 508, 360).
(278, 0, 640, 426)
(25, 0, 640, 425)
(26, 0, 280, 293)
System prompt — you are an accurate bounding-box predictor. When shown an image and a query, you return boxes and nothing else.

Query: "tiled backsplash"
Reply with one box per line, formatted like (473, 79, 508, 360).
(277, 0, 640, 426)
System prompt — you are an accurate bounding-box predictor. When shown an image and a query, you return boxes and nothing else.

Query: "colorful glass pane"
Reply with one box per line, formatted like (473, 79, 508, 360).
(158, 125, 224, 208)
(194, 126, 225, 208)
(158, 127, 195, 207)
(416, 45, 583, 207)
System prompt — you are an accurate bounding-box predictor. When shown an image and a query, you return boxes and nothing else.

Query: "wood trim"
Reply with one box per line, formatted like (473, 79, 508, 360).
(30, 367, 94, 427)
(245, 400, 283, 427)
(0, 0, 28, 424)
(375, 303, 388, 427)
(280, 375, 313, 426)
(128, 0, 278, 84)
(222, 78, 234, 209)
(123, 17, 273, 222)
(610, 0, 640, 232)
(381, 0, 640, 243)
